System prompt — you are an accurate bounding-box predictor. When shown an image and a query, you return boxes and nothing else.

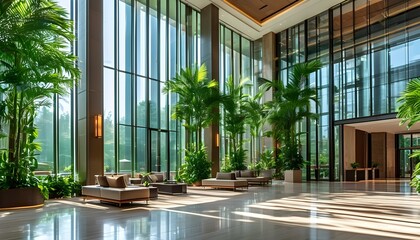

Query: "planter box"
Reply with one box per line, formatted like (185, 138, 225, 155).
(284, 170, 302, 183)
(0, 187, 44, 209)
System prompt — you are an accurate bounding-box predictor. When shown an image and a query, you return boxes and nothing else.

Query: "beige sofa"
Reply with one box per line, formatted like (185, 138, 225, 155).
(202, 173, 248, 191)
(82, 175, 150, 207)
(236, 170, 271, 185)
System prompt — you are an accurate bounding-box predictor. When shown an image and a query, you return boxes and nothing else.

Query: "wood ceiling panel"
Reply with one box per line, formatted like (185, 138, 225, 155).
(225, 0, 303, 24)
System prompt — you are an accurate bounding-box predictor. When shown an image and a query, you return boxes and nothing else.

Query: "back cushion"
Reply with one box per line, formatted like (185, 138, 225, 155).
(240, 170, 255, 178)
(216, 172, 236, 180)
(106, 176, 127, 188)
(97, 176, 109, 187)
(152, 173, 164, 182)
(149, 174, 158, 183)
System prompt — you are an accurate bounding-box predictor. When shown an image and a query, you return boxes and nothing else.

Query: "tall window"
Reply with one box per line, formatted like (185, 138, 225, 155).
(103, 0, 200, 178)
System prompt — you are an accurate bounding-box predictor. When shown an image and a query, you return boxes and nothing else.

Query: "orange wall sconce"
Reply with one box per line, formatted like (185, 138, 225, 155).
(94, 114, 103, 138)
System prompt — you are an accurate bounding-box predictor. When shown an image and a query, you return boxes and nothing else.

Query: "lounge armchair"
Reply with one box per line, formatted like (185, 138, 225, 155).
(202, 172, 248, 191)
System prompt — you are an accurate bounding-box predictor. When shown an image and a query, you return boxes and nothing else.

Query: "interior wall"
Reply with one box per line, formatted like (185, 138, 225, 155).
(387, 133, 396, 178)
(371, 133, 387, 179)
(355, 130, 368, 168)
(343, 126, 356, 180)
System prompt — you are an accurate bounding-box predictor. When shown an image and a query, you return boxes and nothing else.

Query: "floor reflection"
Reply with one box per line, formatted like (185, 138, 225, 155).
(0, 181, 419, 240)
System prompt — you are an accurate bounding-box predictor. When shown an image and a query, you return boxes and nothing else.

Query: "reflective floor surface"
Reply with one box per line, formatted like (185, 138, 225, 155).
(0, 180, 419, 240)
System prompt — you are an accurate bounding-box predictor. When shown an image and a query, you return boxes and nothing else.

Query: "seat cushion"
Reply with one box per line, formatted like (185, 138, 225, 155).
(216, 172, 236, 180)
(106, 176, 127, 188)
(82, 185, 102, 197)
(202, 179, 248, 187)
(100, 187, 150, 201)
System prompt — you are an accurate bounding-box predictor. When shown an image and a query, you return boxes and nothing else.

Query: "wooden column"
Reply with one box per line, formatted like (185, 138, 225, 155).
(262, 32, 276, 149)
(201, 4, 219, 177)
(77, 0, 104, 185)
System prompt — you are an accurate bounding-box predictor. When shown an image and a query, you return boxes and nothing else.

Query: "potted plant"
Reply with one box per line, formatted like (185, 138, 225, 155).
(258, 149, 276, 178)
(163, 64, 220, 179)
(351, 162, 360, 169)
(263, 60, 322, 183)
(0, 0, 79, 208)
(178, 144, 211, 185)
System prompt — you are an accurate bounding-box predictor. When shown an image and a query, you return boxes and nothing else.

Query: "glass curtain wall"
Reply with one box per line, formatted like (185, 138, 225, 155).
(219, 24, 254, 167)
(103, 0, 200, 179)
(398, 133, 420, 178)
(277, 0, 420, 181)
(33, 0, 76, 175)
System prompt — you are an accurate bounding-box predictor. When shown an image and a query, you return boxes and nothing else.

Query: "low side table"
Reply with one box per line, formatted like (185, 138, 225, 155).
(150, 183, 187, 195)
(148, 186, 158, 199)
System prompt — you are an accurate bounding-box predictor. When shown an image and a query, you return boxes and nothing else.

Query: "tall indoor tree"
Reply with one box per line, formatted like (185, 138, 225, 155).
(163, 64, 220, 148)
(163, 64, 219, 184)
(222, 77, 249, 171)
(397, 77, 420, 193)
(0, 0, 79, 190)
(262, 60, 322, 179)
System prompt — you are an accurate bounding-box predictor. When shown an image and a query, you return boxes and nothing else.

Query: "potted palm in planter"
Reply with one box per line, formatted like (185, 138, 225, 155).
(258, 149, 276, 178)
(0, 0, 79, 208)
(222, 77, 249, 172)
(163, 64, 219, 185)
(263, 60, 322, 183)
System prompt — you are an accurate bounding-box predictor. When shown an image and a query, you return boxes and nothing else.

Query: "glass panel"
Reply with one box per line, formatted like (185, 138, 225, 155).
(58, 94, 72, 174)
(150, 131, 158, 172)
(341, 2, 354, 48)
(136, 127, 147, 173)
(104, 0, 115, 67)
(35, 105, 54, 172)
(136, 77, 147, 127)
(170, 132, 178, 180)
(104, 68, 115, 173)
(160, 132, 168, 177)
(149, 80, 159, 129)
(136, 0, 147, 76)
(400, 150, 411, 178)
(399, 134, 411, 148)
(119, 72, 132, 125)
(149, 3, 158, 79)
(160, 0, 167, 82)
(119, 0, 132, 72)
(119, 125, 132, 174)
(412, 134, 420, 147)
(160, 83, 168, 130)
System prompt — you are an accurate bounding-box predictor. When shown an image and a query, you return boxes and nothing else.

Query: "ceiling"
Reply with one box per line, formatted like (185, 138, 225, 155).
(182, 0, 345, 40)
(224, 0, 303, 24)
(346, 119, 420, 134)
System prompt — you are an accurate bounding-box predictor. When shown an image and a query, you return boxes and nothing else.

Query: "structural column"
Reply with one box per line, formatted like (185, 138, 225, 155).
(77, 0, 104, 185)
(201, 4, 219, 177)
(262, 32, 276, 150)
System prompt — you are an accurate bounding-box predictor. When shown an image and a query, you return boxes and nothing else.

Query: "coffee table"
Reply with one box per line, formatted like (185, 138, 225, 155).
(150, 183, 187, 195)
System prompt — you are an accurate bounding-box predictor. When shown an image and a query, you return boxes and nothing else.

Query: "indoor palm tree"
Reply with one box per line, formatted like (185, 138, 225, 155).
(163, 64, 220, 148)
(397, 77, 420, 193)
(262, 60, 322, 181)
(0, 0, 79, 199)
(163, 64, 219, 184)
(222, 77, 250, 171)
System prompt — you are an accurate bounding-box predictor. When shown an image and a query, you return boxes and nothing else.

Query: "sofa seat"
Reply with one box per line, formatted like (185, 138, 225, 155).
(202, 178, 248, 191)
(82, 185, 150, 207)
(237, 177, 271, 185)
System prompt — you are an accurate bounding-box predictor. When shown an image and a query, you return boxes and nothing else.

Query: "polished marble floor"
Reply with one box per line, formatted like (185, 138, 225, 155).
(1, 180, 419, 240)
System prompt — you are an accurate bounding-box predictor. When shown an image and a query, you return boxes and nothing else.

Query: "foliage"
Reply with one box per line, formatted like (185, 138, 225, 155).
(163, 64, 220, 147)
(221, 77, 250, 170)
(259, 149, 276, 170)
(397, 78, 420, 128)
(351, 162, 360, 169)
(262, 60, 322, 171)
(178, 144, 211, 184)
(229, 147, 247, 171)
(372, 162, 380, 168)
(221, 156, 232, 173)
(0, 0, 79, 190)
(411, 162, 420, 193)
(38, 175, 81, 199)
